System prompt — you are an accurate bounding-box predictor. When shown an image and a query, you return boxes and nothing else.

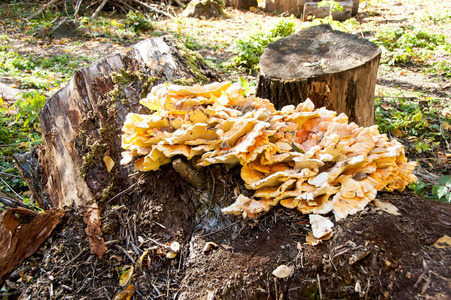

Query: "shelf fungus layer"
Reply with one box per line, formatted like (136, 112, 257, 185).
(121, 81, 417, 220)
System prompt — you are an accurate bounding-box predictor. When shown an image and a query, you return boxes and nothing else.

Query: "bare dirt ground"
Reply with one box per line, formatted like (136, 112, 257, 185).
(1, 1, 450, 299)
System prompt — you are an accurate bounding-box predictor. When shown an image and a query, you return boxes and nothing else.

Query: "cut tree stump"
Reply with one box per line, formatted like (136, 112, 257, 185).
(14, 36, 220, 260)
(265, 0, 306, 17)
(32, 36, 219, 210)
(264, 0, 359, 18)
(256, 24, 380, 127)
(228, 0, 258, 10)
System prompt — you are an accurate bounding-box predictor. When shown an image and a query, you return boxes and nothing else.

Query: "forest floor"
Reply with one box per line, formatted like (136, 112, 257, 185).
(0, 0, 450, 299)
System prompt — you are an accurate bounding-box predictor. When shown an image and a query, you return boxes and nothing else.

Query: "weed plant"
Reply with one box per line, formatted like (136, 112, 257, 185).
(372, 26, 450, 65)
(0, 92, 44, 208)
(228, 17, 296, 72)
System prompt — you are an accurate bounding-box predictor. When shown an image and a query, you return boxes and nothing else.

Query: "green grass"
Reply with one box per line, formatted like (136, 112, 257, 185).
(0, 47, 93, 90)
(371, 26, 450, 65)
(0, 91, 44, 207)
(375, 93, 451, 154)
(227, 16, 297, 72)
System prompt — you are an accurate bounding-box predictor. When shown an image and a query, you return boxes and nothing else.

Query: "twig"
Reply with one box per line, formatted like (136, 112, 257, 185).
(0, 192, 28, 208)
(197, 221, 239, 237)
(172, 0, 185, 8)
(0, 171, 21, 178)
(0, 177, 24, 200)
(116, 244, 136, 264)
(317, 274, 323, 300)
(148, 237, 172, 250)
(73, 0, 83, 18)
(91, 0, 108, 18)
(26, 0, 61, 20)
(64, 249, 88, 266)
(132, 0, 175, 18)
(421, 275, 432, 295)
(107, 182, 138, 203)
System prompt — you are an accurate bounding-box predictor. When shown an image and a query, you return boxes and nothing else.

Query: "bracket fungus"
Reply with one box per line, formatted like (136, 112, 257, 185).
(121, 81, 417, 221)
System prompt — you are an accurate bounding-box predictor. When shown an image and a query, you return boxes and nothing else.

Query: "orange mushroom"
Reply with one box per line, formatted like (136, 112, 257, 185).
(121, 81, 418, 221)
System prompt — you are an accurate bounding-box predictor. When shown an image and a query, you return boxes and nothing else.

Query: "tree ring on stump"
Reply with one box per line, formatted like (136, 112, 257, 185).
(256, 24, 381, 127)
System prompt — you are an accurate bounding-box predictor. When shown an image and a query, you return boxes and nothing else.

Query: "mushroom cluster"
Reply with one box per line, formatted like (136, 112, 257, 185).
(121, 82, 417, 220)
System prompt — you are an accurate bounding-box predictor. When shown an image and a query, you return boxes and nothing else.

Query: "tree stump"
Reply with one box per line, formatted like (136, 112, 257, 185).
(228, 0, 258, 10)
(256, 24, 380, 127)
(33, 36, 219, 210)
(265, 0, 306, 17)
(264, 0, 359, 18)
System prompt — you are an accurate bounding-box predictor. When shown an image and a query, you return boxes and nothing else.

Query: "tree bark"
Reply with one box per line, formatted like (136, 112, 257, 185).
(34, 36, 219, 210)
(265, 0, 305, 17)
(229, 0, 258, 10)
(256, 24, 380, 127)
(0, 207, 66, 285)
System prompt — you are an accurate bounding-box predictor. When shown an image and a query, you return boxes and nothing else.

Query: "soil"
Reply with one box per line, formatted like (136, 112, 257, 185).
(1, 1, 451, 300)
(4, 173, 451, 299)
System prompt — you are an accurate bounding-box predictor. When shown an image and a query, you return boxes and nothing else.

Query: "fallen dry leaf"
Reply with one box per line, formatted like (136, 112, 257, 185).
(166, 251, 177, 259)
(103, 155, 115, 173)
(373, 199, 400, 216)
(203, 242, 219, 253)
(433, 235, 451, 249)
(113, 284, 134, 300)
(272, 265, 292, 278)
(119, 266, 134, 287)
(137, 250, 148, 268)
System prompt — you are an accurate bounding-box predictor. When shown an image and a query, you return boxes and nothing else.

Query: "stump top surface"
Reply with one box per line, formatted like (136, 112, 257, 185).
(260, 24, 380, 79)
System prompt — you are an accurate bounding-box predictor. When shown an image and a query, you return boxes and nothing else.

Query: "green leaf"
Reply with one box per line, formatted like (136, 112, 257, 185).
(434, 185, 449, 199)
(240, 77, 250, 97)
(438, 175, 451, 187)
(412, 111, 423, 123)
(446, 193, 451, 202)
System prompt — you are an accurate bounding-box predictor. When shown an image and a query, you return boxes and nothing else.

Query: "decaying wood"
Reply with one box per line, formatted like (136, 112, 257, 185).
(23, 36, 219, 257)
(256, 24, 380, 127)
(84, 203, 106, 258)
(172, 158, 207, 190)
(37, 36, 217, 210)
(14, 150, 51, 210)
(0, 192, 28, 209)
(8, 27, 451, 300)
(0, 207, 65, 285)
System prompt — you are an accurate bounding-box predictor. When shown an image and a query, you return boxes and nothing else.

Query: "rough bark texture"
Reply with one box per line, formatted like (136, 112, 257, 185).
(0, 207, 66, 285)
(34, 36, 219, 210)
(256, 24, 380, 127)
(265, 0, 305, 17)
